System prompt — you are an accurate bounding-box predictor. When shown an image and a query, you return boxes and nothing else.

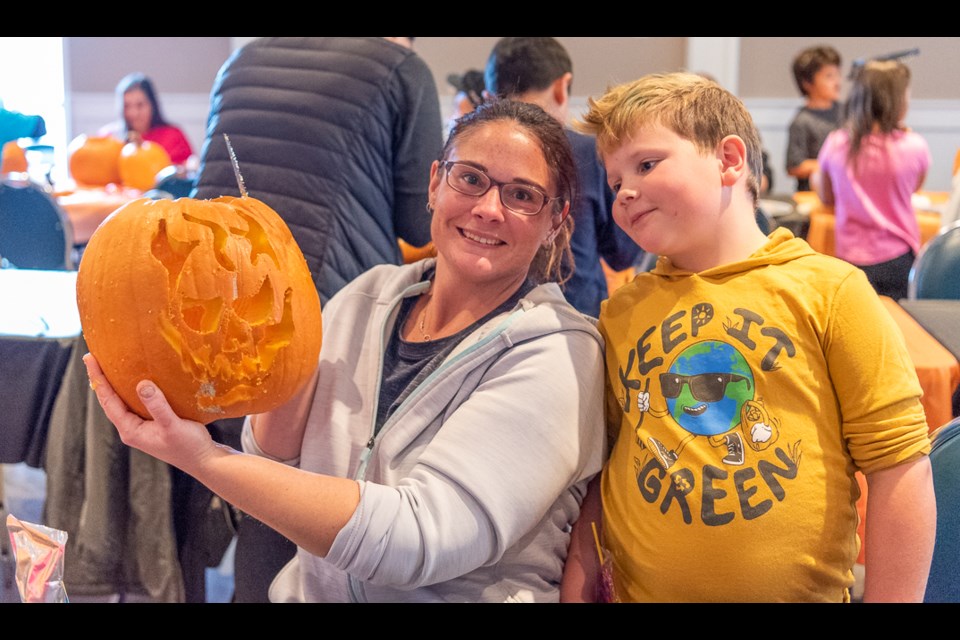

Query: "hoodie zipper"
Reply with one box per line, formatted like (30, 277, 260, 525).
(346, 298, 527, 602)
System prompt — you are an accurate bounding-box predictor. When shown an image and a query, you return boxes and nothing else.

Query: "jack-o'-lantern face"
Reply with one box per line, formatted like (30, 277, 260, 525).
(77, 196, 322, 423)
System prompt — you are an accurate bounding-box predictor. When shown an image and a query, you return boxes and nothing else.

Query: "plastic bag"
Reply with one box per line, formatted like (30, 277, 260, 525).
(6, 514, 69, 603)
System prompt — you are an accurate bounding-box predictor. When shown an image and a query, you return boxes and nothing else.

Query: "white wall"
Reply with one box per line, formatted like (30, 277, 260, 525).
(567, 95, 960, 195)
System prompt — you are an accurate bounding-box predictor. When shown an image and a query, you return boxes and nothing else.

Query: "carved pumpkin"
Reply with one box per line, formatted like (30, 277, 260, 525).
(119, 139, 172, 191)
(1, 141, 28, 174)
(68, 135, 124, 186)
(77, 195, 323, 424)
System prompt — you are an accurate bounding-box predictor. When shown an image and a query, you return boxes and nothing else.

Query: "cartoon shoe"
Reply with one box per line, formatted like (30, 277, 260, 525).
(740, 399, 779, 452)
(647, 436, 678, 471)
(720, 432, 745, 465)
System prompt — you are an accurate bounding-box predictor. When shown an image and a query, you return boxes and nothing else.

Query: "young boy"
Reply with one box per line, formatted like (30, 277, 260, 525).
(562, 72, 936, 603)
(786, 45, 843, 191)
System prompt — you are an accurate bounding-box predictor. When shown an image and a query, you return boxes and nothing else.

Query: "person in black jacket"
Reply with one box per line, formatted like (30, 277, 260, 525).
(484, 37, 643, 318)
(194, 36, 442, 304)
(190, 36, 443, 603)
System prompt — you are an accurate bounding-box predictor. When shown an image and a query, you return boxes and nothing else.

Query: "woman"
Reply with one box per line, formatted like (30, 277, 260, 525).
(84, 99, 606, 602)
(815, 60, 931, 300)
(100, 72, 194, 166)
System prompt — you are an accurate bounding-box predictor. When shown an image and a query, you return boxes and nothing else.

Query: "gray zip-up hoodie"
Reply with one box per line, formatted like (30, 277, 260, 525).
(243, 259, 606, 602)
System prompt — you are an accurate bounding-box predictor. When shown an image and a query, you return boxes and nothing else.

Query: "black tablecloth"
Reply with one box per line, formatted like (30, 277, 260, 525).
(0, 334, 78, 465)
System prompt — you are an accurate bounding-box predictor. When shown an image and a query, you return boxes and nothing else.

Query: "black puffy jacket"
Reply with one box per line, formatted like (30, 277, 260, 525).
(193, 37, 443, 303)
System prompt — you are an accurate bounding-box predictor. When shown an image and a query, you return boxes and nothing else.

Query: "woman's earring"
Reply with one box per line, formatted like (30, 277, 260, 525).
(426, 202, 435, 215)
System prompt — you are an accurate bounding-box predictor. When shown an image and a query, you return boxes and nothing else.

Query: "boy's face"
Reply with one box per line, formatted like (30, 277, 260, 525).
(604, 122, 726, 272)
(803, 64, 841, 103)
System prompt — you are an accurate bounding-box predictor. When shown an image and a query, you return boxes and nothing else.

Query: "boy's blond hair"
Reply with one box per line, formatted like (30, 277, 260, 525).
(575, 72, 763, 203)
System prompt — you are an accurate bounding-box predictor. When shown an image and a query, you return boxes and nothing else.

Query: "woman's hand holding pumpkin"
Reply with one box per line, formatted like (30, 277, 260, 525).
(83, 353, 218, 473)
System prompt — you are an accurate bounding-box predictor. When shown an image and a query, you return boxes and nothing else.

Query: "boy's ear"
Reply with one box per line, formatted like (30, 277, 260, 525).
(551, 72, 573, 106)
(717, 135, 748, 187)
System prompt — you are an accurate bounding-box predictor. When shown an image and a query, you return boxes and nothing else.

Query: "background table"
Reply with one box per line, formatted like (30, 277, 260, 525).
(759, 195, 809, 239)
(900, 298, 960, 419)
(56, 187, 139, 245)
(880, 296, 960, 431)
(0, 269, 82, 465)
(899, 299, 960, 361)
(0, 267, 239, 602)
(0, 269, 82, 595)
(854, 296, 959, 568)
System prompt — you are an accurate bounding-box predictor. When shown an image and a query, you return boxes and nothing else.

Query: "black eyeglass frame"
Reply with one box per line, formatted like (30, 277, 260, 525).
(439, 160, 565, 216)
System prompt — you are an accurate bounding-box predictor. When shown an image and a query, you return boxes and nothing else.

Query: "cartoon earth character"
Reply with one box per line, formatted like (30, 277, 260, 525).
(661, 341, 754, 436)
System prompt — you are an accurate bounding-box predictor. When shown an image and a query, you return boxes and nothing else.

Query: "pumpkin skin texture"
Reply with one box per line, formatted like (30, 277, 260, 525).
(1, 141, 28, 174)
(119, 140, 172, 191)
(76, 196, 322, 424)
(68, 135, 124, 187)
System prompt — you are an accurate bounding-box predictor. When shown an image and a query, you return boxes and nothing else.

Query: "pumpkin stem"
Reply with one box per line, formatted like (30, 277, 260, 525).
(223, 134, 248, 198)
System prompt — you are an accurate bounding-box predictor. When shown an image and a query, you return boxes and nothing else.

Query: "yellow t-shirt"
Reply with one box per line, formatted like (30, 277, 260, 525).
(599, 229, 930, 602)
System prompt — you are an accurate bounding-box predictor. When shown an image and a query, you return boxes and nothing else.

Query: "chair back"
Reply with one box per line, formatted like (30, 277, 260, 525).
(925, 416, 960, 602)
(908, 221, 960, 300)
(0, 175, 74, 270)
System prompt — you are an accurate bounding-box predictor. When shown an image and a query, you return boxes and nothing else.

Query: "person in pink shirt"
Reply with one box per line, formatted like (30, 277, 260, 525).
(815, 60, 930, 300)
(100, 72, 195, 166)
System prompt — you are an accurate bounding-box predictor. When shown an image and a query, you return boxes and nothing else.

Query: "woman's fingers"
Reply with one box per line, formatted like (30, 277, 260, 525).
(135, 380, 184, 427)
(82, 353, 142, 429)
(83, 353, 215, 474)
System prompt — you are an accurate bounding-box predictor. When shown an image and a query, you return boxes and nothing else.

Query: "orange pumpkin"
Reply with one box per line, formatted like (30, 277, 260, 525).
(1, 141, 28, 174)
(68, 135, 124, 186)
(77, 195, 323, 424)
(119, 139, 172, 191)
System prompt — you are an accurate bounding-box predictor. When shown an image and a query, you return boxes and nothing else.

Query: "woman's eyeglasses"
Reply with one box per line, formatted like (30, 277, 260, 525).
(441, 161, 563, 216)
(659, 372, 751, 403)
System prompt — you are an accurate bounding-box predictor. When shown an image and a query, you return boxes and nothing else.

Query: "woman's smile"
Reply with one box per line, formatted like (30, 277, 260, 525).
(460, 227, 506, 246)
